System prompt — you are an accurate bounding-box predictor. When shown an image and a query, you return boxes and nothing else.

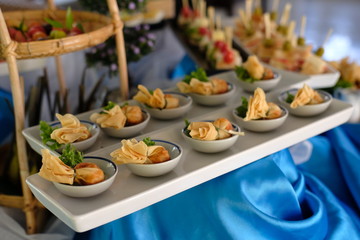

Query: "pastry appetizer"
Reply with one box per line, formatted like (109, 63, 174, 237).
(236, 88, 282, 120)
(38, 145, 105, 186)
(110, 138, 171, 164)
(235, 55, 275, 82)
(133, 85, 179, 109)
(286, 84, 324, 108)
(40, 113, 91, 150)
(177, 68, 229, 95)
(328, 57, 360, 89)
(90, 101, 144, 129)
(184, 118, 244, 141)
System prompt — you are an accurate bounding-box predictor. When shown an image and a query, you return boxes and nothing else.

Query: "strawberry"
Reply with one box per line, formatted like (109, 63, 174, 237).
(8, 27, 17, 39)
(32, 31, 47, 40)
(14, 30, 27, 42)
(69, 26, 83, 36)
(223, 50, 234, 64)
(27, 25, 46, 38)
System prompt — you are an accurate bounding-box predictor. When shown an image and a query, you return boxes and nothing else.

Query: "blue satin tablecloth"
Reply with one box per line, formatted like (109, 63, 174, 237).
(74, 123, 360, 240)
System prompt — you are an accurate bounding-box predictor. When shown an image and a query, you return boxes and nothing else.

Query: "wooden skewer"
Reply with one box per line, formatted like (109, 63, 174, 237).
(300, 16, 306, 38)
(216, 15, 222, 30)
(225, 26, 233, 48)
(245, 0, 253, 21)
(322, 28, 333, 47)
(280, 3, 291, 26)
(208, 6, 215, 32)
(264, 13, 271, 39)
(239, 9, 250, 30)
(287, 20, 296, 41)
(182, 0, 189, 8)
(272, 0, 280, 12)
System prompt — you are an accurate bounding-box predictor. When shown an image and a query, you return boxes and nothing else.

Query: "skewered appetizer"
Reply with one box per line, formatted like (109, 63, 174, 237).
(40, 113, 91, 150)
(177, 68, 229, 95)
(110, 137, 171, 164)
(285, 84, 324, 108)
(133, 85, 179, 109)
(39, 145, 104, 186)
(236, 88, 283, 120)
(90, 101, 143, 130)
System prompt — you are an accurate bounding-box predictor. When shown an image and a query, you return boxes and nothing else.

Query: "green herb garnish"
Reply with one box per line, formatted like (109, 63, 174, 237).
(120, 102, 129, 108)
(183, 119, 191, 137)
(143, 137, 155, 146)
(44, 18, 63, 28)
(59, 144, 83, 168)
(285, 92, 295, 104)
(236, 97, 248, 118)
(182, 68, 208, 84)
(334, 78, 353, 89)
(100, 101, 117, 114)
(40, 121, 63, 150)
(235, 66, 258, 83)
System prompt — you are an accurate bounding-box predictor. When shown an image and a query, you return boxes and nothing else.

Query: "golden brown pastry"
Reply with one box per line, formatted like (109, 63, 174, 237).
(164, 94, 180, 109)
(51, 113, 91, 144)
(266, 102, 283, 119)
(121, 105, 143, 125)
(189, 78, 213, 95)
(74, 162, 105, 185)
(187, 122, 218, 141)
(290, 84, 324, 108)
(90, 105, 127, 129)
(38, 149, 74, 185)
(110, 139, 149, 164)
(147, 146, 171, 163)
(244, 88, 269, 121)
(243, 55, 265, 79)
(211, 78, 229, 94)
(213, 118, 233, 139)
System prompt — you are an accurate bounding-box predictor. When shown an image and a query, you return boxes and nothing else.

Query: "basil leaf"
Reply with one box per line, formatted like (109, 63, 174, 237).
(65, 7, 74, 30)
(44, 17, 63, 29)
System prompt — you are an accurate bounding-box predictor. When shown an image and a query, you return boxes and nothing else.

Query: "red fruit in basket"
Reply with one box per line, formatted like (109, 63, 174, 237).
(69, 26, 83, 36)
(32, 31, 48, 41)
(27, 25, 46, 37)
(8, 27, 17, 39)
(14, 30, 27, 42)
(224, 50, 234, 64)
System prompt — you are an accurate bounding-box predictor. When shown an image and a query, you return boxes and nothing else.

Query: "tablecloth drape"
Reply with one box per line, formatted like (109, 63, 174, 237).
(74, 123, 360, 240)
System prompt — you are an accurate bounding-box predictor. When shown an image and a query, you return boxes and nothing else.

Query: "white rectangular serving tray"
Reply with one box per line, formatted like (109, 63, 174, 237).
(233, 36, 340, 89)
(24, 71, 353, 232)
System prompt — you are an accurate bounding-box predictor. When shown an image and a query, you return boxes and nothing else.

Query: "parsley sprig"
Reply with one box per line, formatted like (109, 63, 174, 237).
(100, 101, 117, 114)
(235, 66, 258, 83)
(143, 137, 155, 146)
(59, 144, 83, 168)
(235, 97, 249, 118)
(285, 93, 295, 104)
(40, 121, 63, 150)
(182, 68, 208, 84)
(183, 119, 191, 137)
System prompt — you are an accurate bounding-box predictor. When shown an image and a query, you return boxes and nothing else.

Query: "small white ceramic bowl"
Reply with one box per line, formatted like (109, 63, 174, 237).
(101, 110, 150, 138)
(142, 92, 192, 120)
(181, 121, 240, 153)
(53, 156, 118, 198)
(125, 140, 182, 177)
(51, 120, 100, 152)
(187, 82, 236, 106)
(238, 72, 281, 92)
(278, 89, 333, 117)
(232, 106, 288, 132)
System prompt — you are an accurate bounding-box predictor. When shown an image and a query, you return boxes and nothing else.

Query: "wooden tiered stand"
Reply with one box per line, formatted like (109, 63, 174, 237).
(0, 0, 128, 234)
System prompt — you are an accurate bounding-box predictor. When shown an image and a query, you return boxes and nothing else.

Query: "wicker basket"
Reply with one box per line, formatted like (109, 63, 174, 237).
(1, 9, 115, 59)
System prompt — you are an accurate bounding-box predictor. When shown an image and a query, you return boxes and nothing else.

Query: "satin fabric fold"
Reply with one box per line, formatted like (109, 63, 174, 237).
(75, 124, 360, 240)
